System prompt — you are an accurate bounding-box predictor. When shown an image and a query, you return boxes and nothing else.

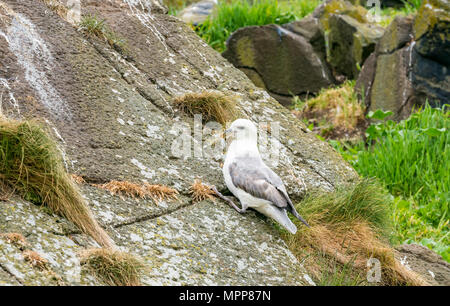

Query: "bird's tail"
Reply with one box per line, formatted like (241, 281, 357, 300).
(289, 207, 310, 228)
(279, 209, 298, 234)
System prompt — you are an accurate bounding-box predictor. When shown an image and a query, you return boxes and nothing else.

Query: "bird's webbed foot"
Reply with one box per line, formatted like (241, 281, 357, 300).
(211, 186, 246, 214)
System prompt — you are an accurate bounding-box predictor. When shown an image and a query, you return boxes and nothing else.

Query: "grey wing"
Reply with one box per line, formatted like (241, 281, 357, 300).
(228, 156, 289, 209)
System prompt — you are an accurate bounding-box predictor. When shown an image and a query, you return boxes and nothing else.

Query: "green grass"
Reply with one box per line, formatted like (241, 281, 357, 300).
(78, 14, 126, 49)
(195, 0, 321, 51)
(377, 0, 422, 27)
(330, 105, 449, 261)
(297, 178, 393, 236)
(280, 179, 426, 286)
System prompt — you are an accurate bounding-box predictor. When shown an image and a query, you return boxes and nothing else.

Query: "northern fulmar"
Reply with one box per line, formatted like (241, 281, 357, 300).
(212, 119, 309, 234)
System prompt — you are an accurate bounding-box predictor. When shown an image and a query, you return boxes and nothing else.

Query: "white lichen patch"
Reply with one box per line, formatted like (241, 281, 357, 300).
(0, 7, 71, 119)
(131, 158, 155, 179)
(113, 200, 310, 285)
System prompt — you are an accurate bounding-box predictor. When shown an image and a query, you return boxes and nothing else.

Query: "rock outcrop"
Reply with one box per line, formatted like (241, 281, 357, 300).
(356, 0, 449, 120)
(396, 244, 450, 286)
(0, 0, 357, 285)
(326, 13, 384, 79)
(222, 0, 385, 106)
(222, 18, 335, 107)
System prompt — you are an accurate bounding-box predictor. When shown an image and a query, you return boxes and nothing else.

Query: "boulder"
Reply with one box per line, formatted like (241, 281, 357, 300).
(356, 0, 449, 120)
(223, 20, 335, 107)
(0, 0, 358, 285)
(326, 14, 384, 79)
(396, 244, 450, 286)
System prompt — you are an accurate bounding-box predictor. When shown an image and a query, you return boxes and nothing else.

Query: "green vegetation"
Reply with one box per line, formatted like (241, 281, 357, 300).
(297, 179, 392, 235)
(81, 248, 145, 286)
(377, 0, 423, 27)
(195, 0, 321, 51)
(330, 105, 449, 261)
(281, 179, 426, 286)
(0, 118, 114, 248)
(78, 14, 125, 49)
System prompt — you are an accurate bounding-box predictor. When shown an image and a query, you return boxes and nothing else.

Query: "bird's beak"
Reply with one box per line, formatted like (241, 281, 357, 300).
(225, 128, 232, 133)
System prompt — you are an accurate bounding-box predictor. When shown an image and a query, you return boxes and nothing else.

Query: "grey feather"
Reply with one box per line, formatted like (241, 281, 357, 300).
(229, 155, 310, 227)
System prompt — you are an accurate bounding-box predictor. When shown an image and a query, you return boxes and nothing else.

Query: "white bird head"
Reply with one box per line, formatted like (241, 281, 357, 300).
(226, 119, 258, 143)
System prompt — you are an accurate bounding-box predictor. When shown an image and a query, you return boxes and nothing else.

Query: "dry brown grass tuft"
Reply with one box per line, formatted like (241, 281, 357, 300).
(95, 180, 178, 203)
(40, 0, 69, 19)
(22, 250, 48, 270)
(174, 91, 238, 126)
(285, 222, 427, 286)
(0, 118, 114, 248)
(282, 180, 428, 286)
(0, 233, 28, 249)
(71, 174, 86, 185)
(80, 248, 144, 286)
(189, 179, 216, 202)
(143, 183, 179, 203)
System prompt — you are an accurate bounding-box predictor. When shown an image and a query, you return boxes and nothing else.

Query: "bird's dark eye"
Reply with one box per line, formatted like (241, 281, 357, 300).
(237, 126, 245, 130)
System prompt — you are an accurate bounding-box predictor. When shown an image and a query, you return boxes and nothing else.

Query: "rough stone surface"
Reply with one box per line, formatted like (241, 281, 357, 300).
(396, 244, 450, 286)
(0, 0, 358, 285)
(376, 15, 414, 54)
(222, 22, 335, 107)
(356, 0, 449, 120)
(327, 14, 384, 79)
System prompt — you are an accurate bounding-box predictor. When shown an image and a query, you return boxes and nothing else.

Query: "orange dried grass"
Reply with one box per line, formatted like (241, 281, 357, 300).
(285, 220, 428, 286)
(189, 179, 216, 202)
(71, 174, 86, 185)
(0, 233, 28, 249)
(95, 180, 178, 203)
(22, 250, 48, 270)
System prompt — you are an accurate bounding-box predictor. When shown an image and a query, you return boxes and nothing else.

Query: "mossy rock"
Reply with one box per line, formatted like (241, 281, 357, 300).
(320, 0, 369, 31)
(327, 14, 384, 78)
(414, 0, 450, 40)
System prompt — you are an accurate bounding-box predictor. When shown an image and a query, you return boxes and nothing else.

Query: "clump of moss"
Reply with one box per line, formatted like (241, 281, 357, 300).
(80, 248, 145, 286)
(95, 180, 178, 204)
(173, 91, 238, 126)
(281, 179, 427, 286)
(189, 179, 216, 202)
(0, 118, 114, 248)
(78, 14, 125, 49)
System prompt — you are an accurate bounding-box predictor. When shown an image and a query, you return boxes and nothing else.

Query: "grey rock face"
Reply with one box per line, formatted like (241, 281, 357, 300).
(327, 14, 384, 79)
(396, 244, 450, 286)
(356, 0, 449, 120)
(0, 0, 357, 285)
(222, 20, 335, 107)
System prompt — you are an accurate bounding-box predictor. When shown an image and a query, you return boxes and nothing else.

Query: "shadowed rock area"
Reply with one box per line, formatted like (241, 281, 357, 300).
(0, 0, 358, 285)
